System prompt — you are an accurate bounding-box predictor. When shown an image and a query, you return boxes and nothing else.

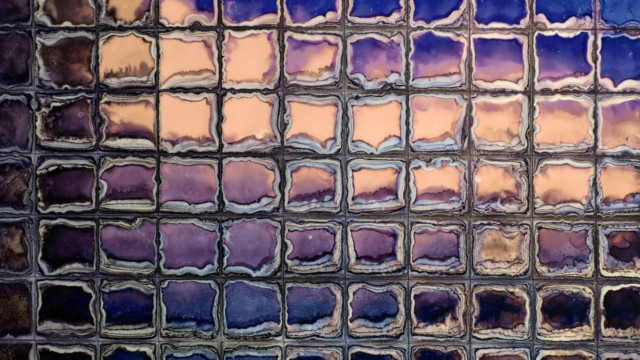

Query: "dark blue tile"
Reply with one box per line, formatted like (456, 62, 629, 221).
(349, 0, 403, 20)
(412, 0, 465, 26)
(600, 34, 640, 89)
(601, 0, 640, 27)
(348, 283, 404, 337)
(535, 0, 592, 24)
(103, 346, 154, 360)
(161, 280, 218, 337)
(101, 282, 156, 337)
(224, 281, 281, 337)
(413, 348, 464, 360)
(38, 219, 95, 275)
(535, 32, 592, 88)
(164, 345, 218, 360)
(474, 0, 527, 26)
(602, 285, 640, 334)
(37, 281, 95, 335)
(222, 0, 278, 24)
(285, 284, 341, 337)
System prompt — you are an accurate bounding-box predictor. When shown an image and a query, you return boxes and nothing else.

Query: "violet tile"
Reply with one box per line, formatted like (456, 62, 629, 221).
(99, 157, 157, 212)
(159, 157, 218, 213)
(0, 0, 30, 24)
(347, 33, 405, 89)
(410, 284, 466, 337)
(473, 222, 530, 276)
(36, 158, 97, 213)
(410, 158, 466, 213)
(225, 348, 281, 360)
(601, 284, 640, 340)
(159, 0, 216, 26)
(284, 95, 342, 154)
(222, 157, 280, 213)
(598, 96, 640, 155)
(410, 31, 467, 88)
(286, 348, 341, 360)
(222, 0, 278, 25)
(348, 0, 404, 24)
(347, 283, 405, 338)
(473, 0, 528, 27)
(0, 157, 32, 214)
(471, 94, 528, 152)
(284, 0, 341, 25)
(536, 284, 594, 341)
(0, 95, 31, 152)
(535, 31, 594, 90)
(350, 347, 403, 360)
(348, 95, 405, 154)
(36, 95, 96, 150)
(284, 221, 342, 274)
(535, 222, 594, 277)
(597, 159, 640, 214)
(159, 219, 218, 276)
(222, 93, 279, 152)
(472, 285, 530, 340)
(101, 0, 154, 26)
(0, 281, 32, 338)
(409, 94, 466, 152)
(473, 159, 528, 214)
(160, 280, 219, 338)
(347, 222, 405, 274)
(475, 349, 529, 360)
(99, 94, 157, 151)
(285, 159, 341, 213)
(411, 222, 466, 274)
(102, 345, 155, 360)
(599, 33, 640, 91)
(536, 350, 594, 360)
(99, 218, 156, 275)
(411, 0, 466, 27)
(223, 280, 282, 338)
(163, 345, 218, 360)
(600, 0, 640, 28)
(100, 280, 156, 338)
(99, 32, 156, 88)
(285, 32, 342, 86)
(38, 345, 94, 360)
(599, 223, 640, 277)
(0, 219, 31, 275)
(37, 280, 96, 336)
(347, 159, 406, 213)
(534, 159, 595, 215)
(413, 347, 465, 360)
(36, 32, 95, 89)
(534, 95, 594, 153)
(38, 218, 96, 275)
(472, 34, 528, 90)
(159, 92, 217, 153)
(35, 0, 95, 26)
(159, 31, 217, 89)
(0, 31, 32, 88)
(285, 283, 342, 338)
(222, 218, 280, 277)
(535, 0, 593, 28)
(222, 30, 279, 89)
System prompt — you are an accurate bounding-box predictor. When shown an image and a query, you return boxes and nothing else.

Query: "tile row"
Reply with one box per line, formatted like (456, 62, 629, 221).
(3, 0, 640, 29)
(2, 30, 640, 91)
(3, 279, 640, 341)
(2, 217, 640, 278)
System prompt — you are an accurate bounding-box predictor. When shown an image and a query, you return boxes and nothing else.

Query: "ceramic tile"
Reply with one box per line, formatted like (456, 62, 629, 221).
(0, 95, 32, 152)
(410, 0, 467, 27)
(100, 0, 154, 26)
(347, 32, 405, 89)
(0, 31, 31, 88)
(35, 0, 95, 26)
(284, 0, 341, 25)
(410, 31, 467, 88)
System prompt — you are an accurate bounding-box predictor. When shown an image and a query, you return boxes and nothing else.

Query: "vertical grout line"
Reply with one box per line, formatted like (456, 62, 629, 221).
(528, 0, 536, 355)
(467, 0, 473, 355)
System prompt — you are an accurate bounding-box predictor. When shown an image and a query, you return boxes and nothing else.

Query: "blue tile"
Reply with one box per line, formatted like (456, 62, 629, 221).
(601, 0, 640, 27)
(600, 34, 640, 87)
(350, 0, 402, 19)
(536, 33, 592, 84)
(224, 281, 281, 335)
(286, 0, 338, 23)
(223, 0, 278, 24)
(162, 281, 218, 335)
(413, 0, 464, 25)
(102, 287, 155, 327)
(535, 0, 592, 23)
(286, 285, 338, 325)
(475, 0, 527, 25)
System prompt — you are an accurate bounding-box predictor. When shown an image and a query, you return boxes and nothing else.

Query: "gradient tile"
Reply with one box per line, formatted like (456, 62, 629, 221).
(600, 0, 640, 27)
(163, 345, 218, 360)
(159, 219, 218, 276)
(285, 159, 341, 213)
(99, 218, 156, 275)
(99, 281, 156, 338)
(284, 221, 342, 274)
(472, 94, 528, 152)
(599, 33, 640, 90)
(472, 285, 530, 340)
(410, 284, 466, 337)
(0, 157, 32, 214)
(222, 30, 279, 89)
(159, 32, 217, 89)
(473, 159, 528, 214)
(536, 284, 594, 341)
(347, 222, 405, 273)
(37, 280, 96, 336)
(348, 95, 405, 153)
(225, 348, 281, 360)
(535, 222, 594, 277)
(598, 96, 640, 155)
(410, 158, 466, 213)
(223, 280, 282, 338)
(36, 95, 95, 150)
(159, 93, 217, 153)
(159, 0, 216, 26)
(99, 157, 157, 212)
(473, 223, 530, 276)
(101, 0, 154, 26)
(284, 0, 341, 25)
(350, 347, 403, 360)
(38, 219, 96, 275)
(347, 33, 405, 89)
(222, 157, 280, 213)
(159, 157, 218, 213)
(600, 284, 640, 340)
(534, 95, 594, 153)
(348, 0, 404, 24)
(37, 32, 95, 89)
(99, 32, 156, 88)
(535, 0, 593, 28)
(222, 93, 279, 152)
(599, 223, 640, 277)
(285, 283, 342, 338)
(475, 349, 529, 360)
(284, 95, 342, 154)
(222, 0, 278, 25)
(411, 0, 466, 27)
(600, 353, 640, 360)
(160, 280, 218, 338)
(473, 0, 527, 27)
(410, 31, 467, 88)
(0, 95, 31, 152)
(286, 347, 341, 360)
(535, 31, 594, 90)
(0, 0, 30, 24)
(222, 218, 280, 277)
(0, 281, 31, 337)
(284, 32, 342, 86)
(413, 347, 465, 360)
(535, 350, 594, 360)
(0, 219, 31, 275)
(37, 345, 94, 360)
(0, 31, 31, 88)
(102, 345, 155, 360)
(597, 159, 640, 214)
(534, 159, 595, 215)
(99, 94, 157, 151)
(411, 222, 465, 274)
(36, 158, 96, 213)
(472, 34, 527, 90)
(347, 283, 405, 337)
(409, 94, 465, 151)
(347, 159, 406, 213)
(35, 0, 95, 26)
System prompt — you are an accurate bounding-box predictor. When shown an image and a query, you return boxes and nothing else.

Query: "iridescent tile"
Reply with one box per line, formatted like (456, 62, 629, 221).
(0, 344, 32, 360)
(285, 283, 342, 338)
(598, 96, 640, 155)
(37, 280, 96, 336)
(284, 0, 341, 25)
(285, 32, 341, 86)
(287, 347, 341, 360)
(222, 93, 279, 152)
(159, 92, 217, 152)
(38, 219, 96, 275)
(0, 281, 31, 338)
(599, 33, 640, 91)
(285, 159, 341, 213)
(473, 223, 530, 276)
(534, 0, 593, 28)
(0, 219, 31, 275)
(536, 350, 594, 360)
(225, 348, 281, 360)
(99, 157, 157, 212)
(348, 0, 404, 24)
(601, 284, 640, 340)
(36, 95, 96, 150)
(284, 95, 342, 154)
(411, 0, 466, 27)
(102, 345, 155, 360)
(472, 34, 528, 90)
(535, 31, 594, 90)
(347, 159, 406, 213)
(347, 33, 405, 89)
(99, 218, 156, 275)
(37, 345, 94, 360)
(284, 221, 342, 274)
(222, 158, 280, 213)
(597, 159, 640, 214)
(222, 0, 278, 25)
(0, 95, 31, 152)
(37, 32, 95, 89)
(411, 222, 465, 274)
(409, 94, 465, 152)
(410, 31, 467, 88)
(163, 345, 217, 360)
(347, 222, 405, 273)
(413, 346, 465, 360)
(223, 281, 282, 338)
(534, 159, 595, 215)
(410, 158, 466, 213)
(536, 284, 594, 341)
(472, 285, 530, 340)
(222, 218, 280, 277)
(159, 219, 218, 276)
(159, 31, 217, 89)
(159, 0, 216, 26)
(160, 280, 218, 338)
(100, 280, 156, 338)
(159, 157, 218, 213)
(473, 0, 528, 27)
(36, 158, 96, 213)
(101, 0, 154, 26)
(535, 222, 594, 277)
(0, 0, 30, 24)
(0, 157, 32, 214)
(473, 159, 528, 214)
(601, 353, 640, 360)
(349, 95, 405, 154)
(599, 223, 640, 277)
(472, 94, 528, 152)
(35, 0, 95, 26)
(0, 31, 31, 88)
(350, 347, 403, 360)
(534, 95, 594, 153)
(475, 348, 529, 360)
(347, 283, 405, 338)
(222, 30, 279, 89)
(99, 32, 156, 88)
(600, 0, 640, 27)
(99, 94, 157, 151)
(410, 284, 465, 337)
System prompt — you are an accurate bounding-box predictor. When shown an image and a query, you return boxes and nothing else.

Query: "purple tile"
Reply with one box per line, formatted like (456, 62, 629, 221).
(472, 285, 530, 340)
(410, 31, 467, 88)
(285, 283, 342, 338)
(36, 158, 96, 213)
(222, 0, 279, 25)
(348, 33, 405, 89)
(36, 32, 95, 90)
(0, 95, 31, 152)
(536, 222, 593, 277)
(222, 158, 280, 213)
(160, 219, 218, 276)
(0, 31, 32, 88)
(284, 0, 341, 25)
(99, 157, 157, 212)
(0, 0, 30, 24)
(285, 32, 342, 86)
(599, 224, 640, 277)
(536, 284, 594, 341)
(99, 94, 157, 151)
(347, 223, 405, 274)
(410, 285, 466, 337)
(347, 283, 405, 337)
(284, 221, 342, 274)
(350, 347, 403, 360)
(159, 158, 218, 213)
(99, 218, 157, 275)
(411, 222, 466, 274)
(38, 219, 96, 275)
(0, 219, 31, 274)
(160, 280, 219, 338)
(36, 95, 96, 150)
(0, 157, 32, 214)
(472, 34, 527, 90)
(223, 218, 280, 277)
(223, 280, 282, 337)
(285, 159, 341, 213)
(601, 284, 640, 340)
